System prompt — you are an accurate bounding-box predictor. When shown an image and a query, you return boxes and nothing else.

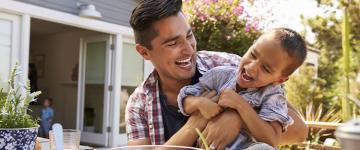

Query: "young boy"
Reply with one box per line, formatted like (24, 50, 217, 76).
(177, 28, 307, 149)
(40, 98, 54, 138)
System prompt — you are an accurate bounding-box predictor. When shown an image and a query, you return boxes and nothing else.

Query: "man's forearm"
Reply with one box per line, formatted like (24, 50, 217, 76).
(164, 122, 200, 146)
(165, 112, 208, 146)
(279, 103, 308, 144)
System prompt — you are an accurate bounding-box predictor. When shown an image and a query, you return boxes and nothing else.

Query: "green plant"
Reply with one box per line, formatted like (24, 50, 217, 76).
(279, 102, 341, 150)
(183, 0, 263, 56)
(0, 63, 41, 128)
(285, 66, 330, 112)
(341, 6, 351, 121)
(300, 102, 341, 144)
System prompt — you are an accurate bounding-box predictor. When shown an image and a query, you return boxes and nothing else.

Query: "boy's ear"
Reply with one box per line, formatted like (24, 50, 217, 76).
(135, 44, 151, 60)
(273, 77, 289, 85)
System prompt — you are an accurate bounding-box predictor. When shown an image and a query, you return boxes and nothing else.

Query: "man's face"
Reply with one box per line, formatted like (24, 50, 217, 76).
(138, 12, 197, 82)
(237, 33, 292, 88)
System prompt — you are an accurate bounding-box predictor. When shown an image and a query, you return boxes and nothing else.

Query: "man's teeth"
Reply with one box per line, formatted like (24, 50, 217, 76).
(176, 57, 191, 63)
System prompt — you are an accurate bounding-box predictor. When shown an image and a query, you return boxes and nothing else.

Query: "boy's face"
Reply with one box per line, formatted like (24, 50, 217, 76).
(136, 12, 197, 82)
(237, 33, 292, 88)
(43, 100, 50, 107)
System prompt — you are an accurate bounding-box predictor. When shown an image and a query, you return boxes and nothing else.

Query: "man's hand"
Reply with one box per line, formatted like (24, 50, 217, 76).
(197, 99, 223, 119)
(200, 110, 242, 150)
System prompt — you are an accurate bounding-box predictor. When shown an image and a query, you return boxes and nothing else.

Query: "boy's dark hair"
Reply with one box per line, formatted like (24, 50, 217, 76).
(129, 0, 183, 49)
(267, 28, 307, 76)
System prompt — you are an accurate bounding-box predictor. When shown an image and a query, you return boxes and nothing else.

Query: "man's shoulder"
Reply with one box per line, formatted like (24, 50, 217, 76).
(128, 72, 157, 103)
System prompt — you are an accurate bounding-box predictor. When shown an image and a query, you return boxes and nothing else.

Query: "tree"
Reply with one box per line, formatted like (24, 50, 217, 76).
(305, 0, 360, 118)
(285, 66, 328, 111)
(183, 0, 264, 56)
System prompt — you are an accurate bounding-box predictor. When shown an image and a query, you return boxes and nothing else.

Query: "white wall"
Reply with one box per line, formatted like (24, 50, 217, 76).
(306, 50, 319, 68)
(29, 30, 105, 129)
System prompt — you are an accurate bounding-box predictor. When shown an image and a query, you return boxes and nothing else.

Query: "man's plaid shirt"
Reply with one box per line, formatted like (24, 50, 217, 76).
(125, 51, 240, 144)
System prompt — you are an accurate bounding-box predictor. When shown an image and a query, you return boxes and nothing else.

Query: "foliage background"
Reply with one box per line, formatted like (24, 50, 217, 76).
(183, 0, 262, 56)
(183, 0, 359, 148)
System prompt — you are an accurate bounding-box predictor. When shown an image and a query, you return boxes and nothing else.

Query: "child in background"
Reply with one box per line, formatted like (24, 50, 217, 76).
(177, 28, 307, 149)
(40, 98, 54, 138)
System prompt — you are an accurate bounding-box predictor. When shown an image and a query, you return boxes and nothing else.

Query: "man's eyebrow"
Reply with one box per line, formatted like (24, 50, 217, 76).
(161, 35, 180, 45)
(161, 29, 192, 45)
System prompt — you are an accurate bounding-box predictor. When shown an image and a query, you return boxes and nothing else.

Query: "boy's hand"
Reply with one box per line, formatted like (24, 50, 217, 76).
(197, 99, 223, 119)
(218, 88, 245, 109)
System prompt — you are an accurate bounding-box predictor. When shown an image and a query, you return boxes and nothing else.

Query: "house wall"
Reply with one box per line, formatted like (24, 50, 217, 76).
(306, 50, 319, 68)
(14, 0, 138, 26)
(29, 31, 105, 129)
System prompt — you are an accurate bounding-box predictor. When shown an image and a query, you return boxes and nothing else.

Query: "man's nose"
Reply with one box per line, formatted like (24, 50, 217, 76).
(182, 40, 195, 54)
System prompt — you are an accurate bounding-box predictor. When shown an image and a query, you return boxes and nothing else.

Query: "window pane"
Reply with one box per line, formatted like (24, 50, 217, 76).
(83, 41, 107, 133)
(120, 43, 144, 133)
(121, 43, 144, 86)
(0, 19, 12, 92)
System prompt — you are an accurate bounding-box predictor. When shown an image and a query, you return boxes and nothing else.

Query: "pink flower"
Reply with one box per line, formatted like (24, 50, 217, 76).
(233, 5, 244, 15)
(203, 0, 212, 4)
(203, 0, 217, 5)
(245, 23, 251, 32)
(252, 18, 259, 31)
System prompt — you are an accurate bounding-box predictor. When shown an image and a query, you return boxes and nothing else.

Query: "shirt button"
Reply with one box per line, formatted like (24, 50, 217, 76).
(149, 124, 153, 129)
(148, 101, 152, 105)
(177, 110, 181, 113)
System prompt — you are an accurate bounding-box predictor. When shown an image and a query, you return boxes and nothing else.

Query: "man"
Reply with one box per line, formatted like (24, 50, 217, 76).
(125, 0, 308, 149)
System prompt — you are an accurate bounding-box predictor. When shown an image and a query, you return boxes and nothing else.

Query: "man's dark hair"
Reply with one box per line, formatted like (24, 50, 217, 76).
(267, 28, 307, 76)
(129, 0, 183, 49)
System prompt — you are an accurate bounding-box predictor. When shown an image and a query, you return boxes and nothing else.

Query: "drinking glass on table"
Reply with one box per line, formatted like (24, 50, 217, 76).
(49, 129, 81, 150)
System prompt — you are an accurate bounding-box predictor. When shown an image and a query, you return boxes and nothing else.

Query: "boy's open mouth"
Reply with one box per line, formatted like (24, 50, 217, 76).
(241, 68, 254, 82)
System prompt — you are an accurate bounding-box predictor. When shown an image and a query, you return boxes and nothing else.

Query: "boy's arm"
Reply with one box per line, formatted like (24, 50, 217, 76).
(178, 82, 207, 116)
(183, 94, 223, 119)
(178, 68, 224, 117)
(218, 89, 282, 147)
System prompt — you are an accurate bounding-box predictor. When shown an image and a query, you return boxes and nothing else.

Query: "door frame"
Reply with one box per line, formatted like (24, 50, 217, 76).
(0, 11, 29, 83)
(78, 35, 112, 146)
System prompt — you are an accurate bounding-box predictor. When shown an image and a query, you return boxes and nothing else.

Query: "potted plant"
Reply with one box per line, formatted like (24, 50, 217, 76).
(0, 63, 41, 149)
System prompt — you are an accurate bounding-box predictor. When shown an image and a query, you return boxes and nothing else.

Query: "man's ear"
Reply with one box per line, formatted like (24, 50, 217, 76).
(135, 44, 151, 60)
(273, 77, 289, 85)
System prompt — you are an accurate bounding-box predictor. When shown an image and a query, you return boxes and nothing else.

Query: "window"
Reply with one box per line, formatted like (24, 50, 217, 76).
(0, 19, 13, 92)
(119, 42, 144, 133)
